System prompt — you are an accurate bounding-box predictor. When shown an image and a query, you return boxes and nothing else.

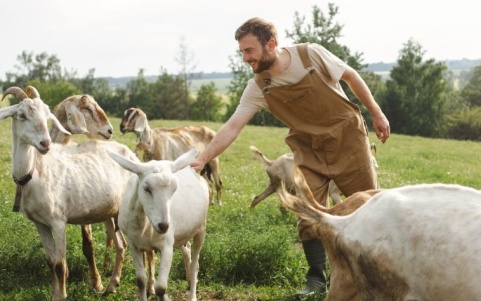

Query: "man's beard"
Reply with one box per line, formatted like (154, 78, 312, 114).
(253, 50, 276, 73)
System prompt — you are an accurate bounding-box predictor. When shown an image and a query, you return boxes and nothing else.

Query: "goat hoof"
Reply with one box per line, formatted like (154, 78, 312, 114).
(102, 285, 117, 296)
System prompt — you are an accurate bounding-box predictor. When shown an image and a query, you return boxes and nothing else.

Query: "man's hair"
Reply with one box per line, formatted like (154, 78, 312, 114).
(234, 17, 278, 47)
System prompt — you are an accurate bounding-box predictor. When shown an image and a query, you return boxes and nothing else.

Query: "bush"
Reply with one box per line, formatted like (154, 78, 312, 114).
(444, 107, 481, 141)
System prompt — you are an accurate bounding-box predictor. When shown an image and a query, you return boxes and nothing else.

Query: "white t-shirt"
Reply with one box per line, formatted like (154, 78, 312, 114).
(234, 43, 349, 118)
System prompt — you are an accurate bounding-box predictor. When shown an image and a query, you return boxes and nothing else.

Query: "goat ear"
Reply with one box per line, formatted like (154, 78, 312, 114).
(64, 102, 88, 134)
(0, 104, 20, 120)
(172, 149, 199, 173)
(134, 114, 147, 133)
(49, 112, 71, 135)
(107, 149, 143, 174)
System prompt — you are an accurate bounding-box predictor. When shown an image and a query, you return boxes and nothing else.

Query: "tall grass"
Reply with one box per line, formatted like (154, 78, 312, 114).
(0, 117, 480, 301)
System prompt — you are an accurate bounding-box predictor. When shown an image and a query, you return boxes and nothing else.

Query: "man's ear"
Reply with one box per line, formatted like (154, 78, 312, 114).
(266, 38, 276, 51)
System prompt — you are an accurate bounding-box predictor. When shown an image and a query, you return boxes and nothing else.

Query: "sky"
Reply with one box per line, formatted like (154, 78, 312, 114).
(1, 0, 479, 80)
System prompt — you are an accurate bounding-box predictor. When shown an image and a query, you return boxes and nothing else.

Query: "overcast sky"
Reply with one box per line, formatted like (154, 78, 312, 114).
(1, 0, 479, 79)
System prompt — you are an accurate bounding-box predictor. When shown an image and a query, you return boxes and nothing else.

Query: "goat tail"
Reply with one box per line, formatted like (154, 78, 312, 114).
(276, 166, 325, 224)
(200, 163, 212, 181)
(249, 145, 274, 168)
(370, 142, 377, 156)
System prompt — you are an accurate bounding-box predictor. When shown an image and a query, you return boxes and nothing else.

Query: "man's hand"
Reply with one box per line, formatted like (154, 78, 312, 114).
(190, 158, 206, 173)
(373, 113, 390, 143)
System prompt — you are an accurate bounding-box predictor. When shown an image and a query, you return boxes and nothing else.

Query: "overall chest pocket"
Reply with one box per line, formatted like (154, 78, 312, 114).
(284, 89, 322, 121)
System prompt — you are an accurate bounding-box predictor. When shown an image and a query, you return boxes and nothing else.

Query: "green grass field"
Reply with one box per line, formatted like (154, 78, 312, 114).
(0, 116, 480, 301)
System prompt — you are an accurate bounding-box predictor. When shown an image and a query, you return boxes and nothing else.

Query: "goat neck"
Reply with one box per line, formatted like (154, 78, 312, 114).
(137, 123, 153, 147)
(137, 124, 154, 151)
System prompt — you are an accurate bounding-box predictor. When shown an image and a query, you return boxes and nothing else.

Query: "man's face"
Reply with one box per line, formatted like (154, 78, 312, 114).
(238, 33, 276, 73)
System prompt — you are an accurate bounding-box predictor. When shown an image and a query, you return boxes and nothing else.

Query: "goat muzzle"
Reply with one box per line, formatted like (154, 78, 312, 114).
(156, 222, 169, 234)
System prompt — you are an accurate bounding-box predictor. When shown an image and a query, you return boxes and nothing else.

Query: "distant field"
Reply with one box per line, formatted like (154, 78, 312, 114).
(190, 77, 233, 93)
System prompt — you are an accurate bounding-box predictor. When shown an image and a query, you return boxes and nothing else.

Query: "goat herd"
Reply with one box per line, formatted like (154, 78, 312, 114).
(1, 85, 481, 301)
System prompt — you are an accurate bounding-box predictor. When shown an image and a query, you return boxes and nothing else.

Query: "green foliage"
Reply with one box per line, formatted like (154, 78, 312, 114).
(114, 68, 192, 120)
(68, 68, 114, 111)
(225, 52, 253, 121)
(444, 107, 481, 140)
(285, 3, 365, 71)
(191, 82, 224, 121)
(0, 51, 74, 90)
(25, 79, 80, 108)
(383, 39, 448, 137)
(461, 64, 481, 107)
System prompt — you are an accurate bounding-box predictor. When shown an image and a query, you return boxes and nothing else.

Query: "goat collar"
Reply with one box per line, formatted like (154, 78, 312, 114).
(12, 153, 36, 212)
(13, 169, 34, 186)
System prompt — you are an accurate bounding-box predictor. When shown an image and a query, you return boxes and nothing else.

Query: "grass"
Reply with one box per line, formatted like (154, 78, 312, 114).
(0, 116, 481, 301)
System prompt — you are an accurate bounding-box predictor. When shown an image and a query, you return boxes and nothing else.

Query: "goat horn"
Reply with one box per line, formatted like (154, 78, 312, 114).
(25, 86, 40, 98)
(1, 86, 28, 102)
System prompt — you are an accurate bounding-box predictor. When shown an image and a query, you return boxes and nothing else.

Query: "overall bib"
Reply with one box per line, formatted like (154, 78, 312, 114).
(254, 43, 377, 296)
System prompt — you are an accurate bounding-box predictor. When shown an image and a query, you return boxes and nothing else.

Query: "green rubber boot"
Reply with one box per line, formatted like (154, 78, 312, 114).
(294, 239, 327, 297)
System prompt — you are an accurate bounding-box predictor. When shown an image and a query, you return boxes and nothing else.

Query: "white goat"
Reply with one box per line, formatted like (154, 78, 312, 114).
(1, 86, 136, 300)
(25, 87, 126, 292)
(120, 107, 223, 206)
(279, 166, 481, 301)
(249, 144, 379, 209)
(107, 148, 209, 301)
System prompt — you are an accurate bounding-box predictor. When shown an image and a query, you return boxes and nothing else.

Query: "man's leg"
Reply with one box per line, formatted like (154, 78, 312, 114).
(295, 239, 327, 296)
(295, 168, 330, 297)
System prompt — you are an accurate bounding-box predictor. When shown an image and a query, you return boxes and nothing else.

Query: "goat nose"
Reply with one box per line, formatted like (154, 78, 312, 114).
(108, 128, 113, 135)
(40, 139, 51, 149)
(157, 222, 169, 234)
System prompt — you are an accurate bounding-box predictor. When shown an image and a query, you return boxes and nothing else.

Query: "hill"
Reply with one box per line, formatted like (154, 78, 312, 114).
(105, 59, 481, 91)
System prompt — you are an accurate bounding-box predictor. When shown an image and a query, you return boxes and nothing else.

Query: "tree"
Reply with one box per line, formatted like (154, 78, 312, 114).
(1, 51, 72, 90)
(175, 36, 198, 95)
(151, 70, 191, 120)
(383, 39, 448, 137)
(191, 82, 224, 121)
(224, 52, 253, 120)
(26, 79, 80, 108)
(285, 3, 365, 71)
(124, 69, 152, 112)
(69, 68, 114, 113)
(461, 65, 481, 107)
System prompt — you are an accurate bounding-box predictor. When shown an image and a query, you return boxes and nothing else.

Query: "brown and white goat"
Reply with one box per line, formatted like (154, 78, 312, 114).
(1, 86, 136, 300)
(120, 107, 223, 206)
(279, 166, 481, 301)
(249, 144, 379, 209)
(49, 93, 113, 144)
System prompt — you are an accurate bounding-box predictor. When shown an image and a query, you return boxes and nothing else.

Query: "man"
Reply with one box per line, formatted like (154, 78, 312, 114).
(190, 17, 390, 297)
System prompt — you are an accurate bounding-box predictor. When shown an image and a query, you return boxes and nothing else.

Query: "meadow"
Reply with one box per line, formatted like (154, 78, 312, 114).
(0, 116, 481, 301)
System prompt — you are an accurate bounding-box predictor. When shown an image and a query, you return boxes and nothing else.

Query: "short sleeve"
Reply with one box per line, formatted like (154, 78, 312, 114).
(234, 78, 269, 117)
(308, 44, 347, 82)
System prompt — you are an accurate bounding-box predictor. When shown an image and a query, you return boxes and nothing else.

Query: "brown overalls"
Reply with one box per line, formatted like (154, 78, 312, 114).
(255, 43, 377, 211)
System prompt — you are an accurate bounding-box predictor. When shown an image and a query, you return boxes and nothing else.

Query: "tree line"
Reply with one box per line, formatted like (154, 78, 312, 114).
(1, 3, 481, 140)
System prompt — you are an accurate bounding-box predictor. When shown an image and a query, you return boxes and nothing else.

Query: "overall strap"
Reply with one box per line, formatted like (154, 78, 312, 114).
(296, 43, 312, 69)
(254, 70, 271, 91)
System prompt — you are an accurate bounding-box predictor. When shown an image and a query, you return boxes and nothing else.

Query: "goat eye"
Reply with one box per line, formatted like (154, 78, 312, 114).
(18, 113, 27, 120)
(144, 186, 151, 194)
